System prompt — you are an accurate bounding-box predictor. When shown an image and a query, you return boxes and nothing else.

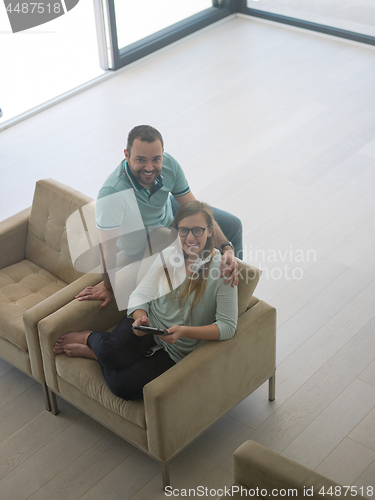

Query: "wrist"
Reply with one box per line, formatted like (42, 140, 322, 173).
(223, 246, 234, 253)
(220, 241, 234, 254)
(103, 283, 113, 292)
(179, 325, 189, 338)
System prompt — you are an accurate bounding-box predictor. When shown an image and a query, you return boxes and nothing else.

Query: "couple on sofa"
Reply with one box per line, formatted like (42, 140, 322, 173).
(53, 126, 242, 401)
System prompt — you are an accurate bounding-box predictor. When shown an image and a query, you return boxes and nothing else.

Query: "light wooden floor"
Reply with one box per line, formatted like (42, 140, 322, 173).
(1, 15, 375, 499)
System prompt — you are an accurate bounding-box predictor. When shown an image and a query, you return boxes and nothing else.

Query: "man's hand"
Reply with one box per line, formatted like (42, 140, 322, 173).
(132, 315, 150, 336)
(220, 249, 238, 287)
(75, 283, 114, 310)
(162, 324, 185, 344)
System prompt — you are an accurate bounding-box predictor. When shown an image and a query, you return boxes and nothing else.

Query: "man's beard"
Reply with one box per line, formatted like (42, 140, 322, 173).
(128, 161, 158, 188)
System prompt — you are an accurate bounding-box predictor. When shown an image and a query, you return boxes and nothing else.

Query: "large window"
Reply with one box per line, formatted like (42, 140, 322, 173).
(246, 0, 375, 37)
(98, 0, 232, 70)
(115, 0, 213, 49)
(0, 1, 233, 128)
(243, 0, 375, 44)
(0, 1, 104, 124)
(3, 0, 372, 129)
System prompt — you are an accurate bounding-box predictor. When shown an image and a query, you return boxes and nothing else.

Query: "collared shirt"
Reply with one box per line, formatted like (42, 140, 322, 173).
(123, 161, 165, 197)
(95, 153, 190, 254)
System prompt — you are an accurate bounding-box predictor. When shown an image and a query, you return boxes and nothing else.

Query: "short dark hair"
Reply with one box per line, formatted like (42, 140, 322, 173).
(126, 125, 164, 155)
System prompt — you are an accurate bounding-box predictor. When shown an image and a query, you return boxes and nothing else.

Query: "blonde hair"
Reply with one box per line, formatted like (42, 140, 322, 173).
(170, 201, 215, 314)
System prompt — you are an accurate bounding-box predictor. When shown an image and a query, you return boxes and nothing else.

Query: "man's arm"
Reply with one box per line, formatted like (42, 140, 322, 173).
(174, 192, 238, 286)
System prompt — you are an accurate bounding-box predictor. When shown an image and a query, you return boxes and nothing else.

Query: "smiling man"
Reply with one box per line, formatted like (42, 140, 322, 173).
(126, 137, 163, 187)
(76, 125, 243, 309)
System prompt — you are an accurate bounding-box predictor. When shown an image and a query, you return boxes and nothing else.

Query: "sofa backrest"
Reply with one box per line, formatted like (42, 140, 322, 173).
(25, 179, 94, 284)
(237, 259, 261, 315)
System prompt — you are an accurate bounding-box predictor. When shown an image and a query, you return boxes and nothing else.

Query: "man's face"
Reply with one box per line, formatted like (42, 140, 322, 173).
(124, 138, 163, 189)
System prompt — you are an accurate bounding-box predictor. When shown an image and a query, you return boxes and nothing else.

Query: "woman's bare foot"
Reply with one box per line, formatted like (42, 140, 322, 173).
(63, 344, 97, 360)
(53, 330, 92, 353)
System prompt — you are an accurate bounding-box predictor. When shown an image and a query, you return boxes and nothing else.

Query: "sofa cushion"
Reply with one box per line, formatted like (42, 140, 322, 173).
(0, 260, 66, 351)
(55, 355, 146, 429)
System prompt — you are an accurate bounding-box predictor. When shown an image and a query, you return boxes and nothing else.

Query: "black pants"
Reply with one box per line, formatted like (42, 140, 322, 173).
(87, 316, 175, 400)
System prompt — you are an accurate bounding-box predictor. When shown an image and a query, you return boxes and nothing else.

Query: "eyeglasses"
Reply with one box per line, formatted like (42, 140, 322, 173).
(177, 226, 210, 237)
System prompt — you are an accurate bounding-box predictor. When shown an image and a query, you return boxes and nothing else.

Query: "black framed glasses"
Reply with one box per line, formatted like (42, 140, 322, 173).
(177, 226, 211, 237)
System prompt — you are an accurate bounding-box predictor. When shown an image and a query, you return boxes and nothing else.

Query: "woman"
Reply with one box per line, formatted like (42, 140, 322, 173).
(53, 201, 238, 400)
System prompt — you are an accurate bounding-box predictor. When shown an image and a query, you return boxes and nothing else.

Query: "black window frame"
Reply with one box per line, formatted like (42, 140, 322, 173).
(101, 0, 237, 71)
(94, 0, 375, 74)
(236, 0, 375, 47)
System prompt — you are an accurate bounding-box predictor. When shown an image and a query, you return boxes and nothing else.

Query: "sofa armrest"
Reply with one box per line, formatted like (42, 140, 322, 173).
(144, 300, 276, 462)
(37, 289, 127, 391)
(0, 207, 31, 269)
(24, 272, 103, 382)
(233, 441, 356, 499)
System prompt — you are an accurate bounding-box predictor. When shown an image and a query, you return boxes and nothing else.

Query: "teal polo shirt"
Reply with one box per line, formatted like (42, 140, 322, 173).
(95, 152, 190, 255)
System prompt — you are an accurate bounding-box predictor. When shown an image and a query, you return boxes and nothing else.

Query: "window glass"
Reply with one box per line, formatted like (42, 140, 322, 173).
(247, 0, 375, 37)
(0, 1, 104, 123)
(114, 0, 213, 49)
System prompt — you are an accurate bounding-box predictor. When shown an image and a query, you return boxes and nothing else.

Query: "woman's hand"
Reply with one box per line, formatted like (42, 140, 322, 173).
(160, 325, 185, 344)
(132, 315, 150, 336)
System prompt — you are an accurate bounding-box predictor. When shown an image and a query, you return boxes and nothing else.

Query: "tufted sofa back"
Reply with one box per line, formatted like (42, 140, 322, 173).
(25, 179, 94, 284)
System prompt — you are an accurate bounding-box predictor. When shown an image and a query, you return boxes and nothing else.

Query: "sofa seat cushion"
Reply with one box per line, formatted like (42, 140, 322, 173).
(56, 355, 146, 429)
(0, 260, 67, 351)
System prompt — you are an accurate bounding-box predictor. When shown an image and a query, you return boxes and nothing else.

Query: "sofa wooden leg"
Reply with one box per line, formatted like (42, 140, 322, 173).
(48, 387, 59, 415)
(161, 461, 170, 489)
(269, 372, 276, 401)
(42, 383, 52, 411)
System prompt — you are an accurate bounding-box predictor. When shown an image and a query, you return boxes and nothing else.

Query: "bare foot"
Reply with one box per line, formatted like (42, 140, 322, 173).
(63, 343, 97, 360)
(53, 330, 92, 353)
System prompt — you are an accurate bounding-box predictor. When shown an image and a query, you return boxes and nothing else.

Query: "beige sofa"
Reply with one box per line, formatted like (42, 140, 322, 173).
(0, 179, 101, 410)
(0, 178, 276, 487)
(230, 441, 366, 499)
(37, 258, 276, 488)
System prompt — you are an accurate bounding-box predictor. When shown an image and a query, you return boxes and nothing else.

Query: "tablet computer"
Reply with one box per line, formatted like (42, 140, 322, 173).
(132, 324, 171, 336)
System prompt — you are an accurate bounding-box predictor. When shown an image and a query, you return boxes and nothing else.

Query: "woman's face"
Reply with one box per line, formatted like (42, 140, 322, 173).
(177, 213, 212, 259)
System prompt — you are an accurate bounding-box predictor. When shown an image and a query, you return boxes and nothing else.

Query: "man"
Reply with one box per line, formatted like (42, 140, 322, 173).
(76, 125, 243, 309)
